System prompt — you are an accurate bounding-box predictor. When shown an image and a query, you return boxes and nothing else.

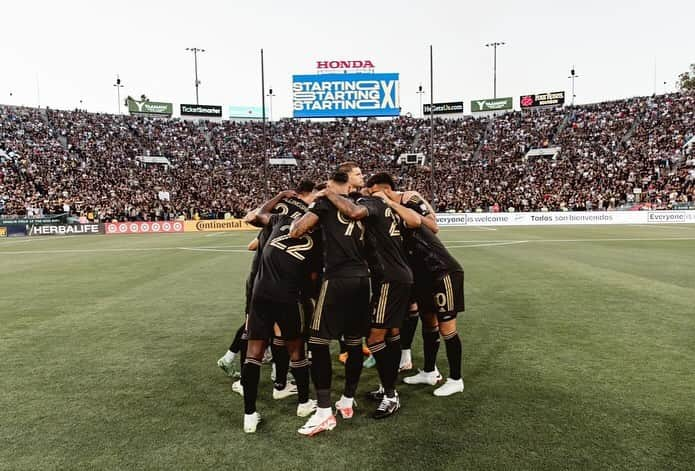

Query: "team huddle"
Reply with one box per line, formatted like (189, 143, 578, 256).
(217, 162, 465, 435)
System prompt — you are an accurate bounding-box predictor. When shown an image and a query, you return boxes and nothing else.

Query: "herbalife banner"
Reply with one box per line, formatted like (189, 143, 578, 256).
(435, 211, 695, 227)
(471, 97, 513, 113)
(180, 104, 222, 117)
(128, 99, 173, 117)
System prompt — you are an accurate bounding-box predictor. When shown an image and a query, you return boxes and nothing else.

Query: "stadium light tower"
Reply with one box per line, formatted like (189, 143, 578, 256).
(568, 66, 579, 106)
(485, 42, 505, 99)
(266, 87, 276, 122)
(417, 84, 425, 118)
(113, 75, 123, 114)
(186, 47, 205, 104)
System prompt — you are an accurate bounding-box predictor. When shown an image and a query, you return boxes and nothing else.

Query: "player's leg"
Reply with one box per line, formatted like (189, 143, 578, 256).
(285, 337, 316, 417)
(218, 322, 245, 377)
(403, 312, 442, 385)
(336, 336, 363, 419)
(433, 271, 465, 396)
(271, 323, 295, 399)
(241, 338, 266, 433)
(399, 302, 419, 371)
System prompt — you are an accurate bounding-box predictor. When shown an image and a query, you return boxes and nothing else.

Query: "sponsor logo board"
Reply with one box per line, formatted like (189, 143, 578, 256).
(0, 226, 6, 237)
(105, 221, 184, 235)
(27, 224, 101, 236)
(423, 101, 464, 115)
(127, 99, 173, 116)
(184, 219, 256, 232)
(520, 91, 565, 109)
(471, 97, 513, 112)
(435, 211, 695, 226)
(180, 104, 223, 117)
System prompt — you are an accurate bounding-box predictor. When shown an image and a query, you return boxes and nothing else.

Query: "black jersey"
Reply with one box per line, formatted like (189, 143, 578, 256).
(252, 214, 319, 303)
(308, 195, 369, 279)
(357, 196, 413, 284)
(402, 194, 462, 280)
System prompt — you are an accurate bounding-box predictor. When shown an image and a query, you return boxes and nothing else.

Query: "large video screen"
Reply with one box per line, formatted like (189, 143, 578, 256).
(292, 73, 400, 118)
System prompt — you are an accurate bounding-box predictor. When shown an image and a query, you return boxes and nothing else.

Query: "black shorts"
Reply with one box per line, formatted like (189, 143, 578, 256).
(308, 277, 371, 344)
(371, 281, 412, 329)
(247, 294, 307, 341)
(414, 271, 465, 321)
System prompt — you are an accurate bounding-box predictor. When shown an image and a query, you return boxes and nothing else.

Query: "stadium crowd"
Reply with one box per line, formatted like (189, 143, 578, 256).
(1, 92, 693, 221)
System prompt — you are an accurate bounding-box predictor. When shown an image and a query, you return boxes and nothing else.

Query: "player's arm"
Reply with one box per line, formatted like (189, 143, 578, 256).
(374, 191, 421, 228)
(322, 189, 368, 220)
(289, 211, 319, 238)
(246, 190, 297, 226)
(401, 190, 439, 233)
(247, 237, 259, 251)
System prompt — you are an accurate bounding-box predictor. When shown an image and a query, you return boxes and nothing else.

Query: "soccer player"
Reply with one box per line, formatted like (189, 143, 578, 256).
(320, 172, 422, 418)
(218, 183, 315, 397)
(371, 178, 464, 396)
(289, 171, 371, 436)
(240, 189, 320, 433)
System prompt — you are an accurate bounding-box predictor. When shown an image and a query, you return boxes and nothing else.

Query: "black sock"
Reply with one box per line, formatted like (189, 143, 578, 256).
(368, 341, 392, 395)
(239, 338, 248, 370)
(229, 323, 245, 353)
(271, 339, 289, 389)
(443, 332, 462, 380)
(290, 359, 311, 404)
(241, 357, 262, 414)
(422, 328, 440, 373)
(343, 339, 364, 398)
(309, 344, 332, 408)
(400, 311, 419, 349)
(338, 338, 348, 354)
(385, 335, 401, 395)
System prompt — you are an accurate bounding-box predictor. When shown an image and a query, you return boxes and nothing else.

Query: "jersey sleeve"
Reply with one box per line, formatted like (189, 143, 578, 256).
(357, 197, 382, 220)
(308, 197, 329, 219)
(404, 194, 431, 217)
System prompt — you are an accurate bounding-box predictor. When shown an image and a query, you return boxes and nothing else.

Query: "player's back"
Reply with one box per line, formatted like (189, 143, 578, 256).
(308, 196, 369, 280)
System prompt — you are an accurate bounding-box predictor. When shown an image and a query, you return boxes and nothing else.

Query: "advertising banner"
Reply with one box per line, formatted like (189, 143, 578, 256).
(184, 219, 256, 232)
(292, 73, 400, 118)
(180, 104, 223, 117)
(0, 216, 64, 225)
(105, 221, 184, 235)
(228, 106, 268, 120)
(471, 97, 513, 112)
(0, 226, 6, 237)
(127, 99, 173, 116)
(435, 211, 695, 226)
(520, 91, 565, 109)
(27, 224, 101, 236)
(423, 101, 464, 115)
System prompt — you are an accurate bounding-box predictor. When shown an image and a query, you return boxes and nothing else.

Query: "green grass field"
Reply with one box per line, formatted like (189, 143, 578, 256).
(2, 225, 694, 470)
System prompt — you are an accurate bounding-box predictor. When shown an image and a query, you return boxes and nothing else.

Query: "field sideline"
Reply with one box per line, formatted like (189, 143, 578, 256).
(1, 225, 694, 470)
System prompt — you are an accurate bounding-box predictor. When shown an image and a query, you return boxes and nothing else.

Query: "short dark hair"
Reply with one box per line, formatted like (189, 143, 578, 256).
(315, 182, 328, 191)
(366, 172, 396, 190)
(337, 161, 359, 174)
(330, 171, 349, 184)
(295, 180, 315, 194)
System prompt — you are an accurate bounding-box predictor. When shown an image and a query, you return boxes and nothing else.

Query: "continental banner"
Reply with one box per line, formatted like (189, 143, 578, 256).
(0, 226, 6, 237)
(184, 219, 256, 232)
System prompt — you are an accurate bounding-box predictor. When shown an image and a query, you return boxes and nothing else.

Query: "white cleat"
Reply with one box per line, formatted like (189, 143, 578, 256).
(297, 399, 318, 417)
(399, 350, 413, 372)
(217, 356, 238, 377)
(297, 411, 337, 436)
(272, 382, 298, 400)
(403, 367, 443, 386)
(433, 378, 464, 397)
(232, 380, 244, 397)
(243, 412, 261, 433)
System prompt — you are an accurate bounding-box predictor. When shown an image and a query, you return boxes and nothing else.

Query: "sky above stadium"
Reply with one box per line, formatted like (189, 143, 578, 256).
(2, 0, 693, 118)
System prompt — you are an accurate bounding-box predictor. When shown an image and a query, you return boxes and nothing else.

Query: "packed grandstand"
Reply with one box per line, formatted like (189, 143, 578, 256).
(1, 92, 693, 222)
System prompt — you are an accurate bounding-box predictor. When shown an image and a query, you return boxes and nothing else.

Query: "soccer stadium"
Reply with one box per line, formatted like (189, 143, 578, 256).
(1, 1, 694, 470)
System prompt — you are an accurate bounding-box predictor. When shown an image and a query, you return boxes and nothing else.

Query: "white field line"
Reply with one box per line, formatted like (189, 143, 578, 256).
(1, 237, 695, 256)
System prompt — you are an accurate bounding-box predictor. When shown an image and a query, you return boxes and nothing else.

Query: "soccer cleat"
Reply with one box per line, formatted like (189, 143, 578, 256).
(243, 412, 261, 433)
(297, 399, 318, 417)
(403, 368, 442, 386)
(373, 393, 400, 419)
(217, 356, 239, 378)
(338, 352, 348, 364)
(363, 355, 376, 368)
(334, 397, 356, 419)
(272, 382, 298, 400)
(366, 385, 385, 402)
(433, 378, 464, 397)
(231, 380, 244, 397)
(297, 412, 337, 436)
